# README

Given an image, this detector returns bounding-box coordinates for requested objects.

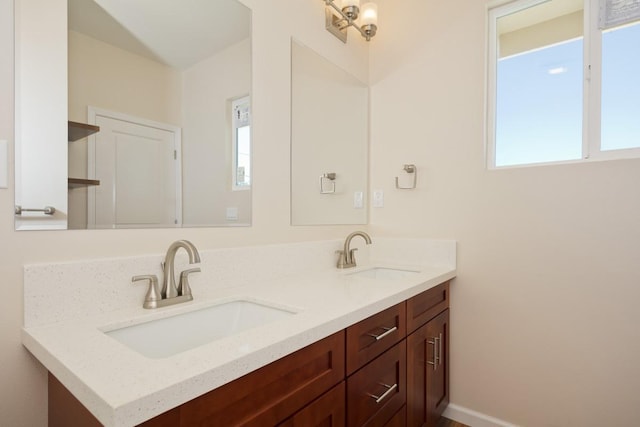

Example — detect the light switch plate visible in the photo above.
[373,190,384,208]
[354,191,364,208]
[0,140,7,189]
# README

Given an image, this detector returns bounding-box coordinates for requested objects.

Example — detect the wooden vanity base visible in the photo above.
[49,280,451,427]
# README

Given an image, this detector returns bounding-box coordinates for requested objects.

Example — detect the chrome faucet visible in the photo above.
[336,231,372,268]
[132,240,201,309]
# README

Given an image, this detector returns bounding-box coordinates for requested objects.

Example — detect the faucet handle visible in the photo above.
[132,275,161,309]
[349,248,359,266]
[178,268,200,297]
[336,250,347,268]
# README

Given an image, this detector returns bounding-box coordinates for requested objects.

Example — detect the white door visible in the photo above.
[88,109,182,228]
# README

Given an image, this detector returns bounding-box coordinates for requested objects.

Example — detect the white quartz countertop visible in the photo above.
[23,259,455,426]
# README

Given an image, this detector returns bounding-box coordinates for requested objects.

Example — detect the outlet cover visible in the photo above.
[226,207,238,220]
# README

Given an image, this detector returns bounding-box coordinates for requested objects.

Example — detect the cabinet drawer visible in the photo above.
[407,281,449,333]
[346,302,406,374]
[179,331,345,426]
[279,381,345,427]
[347,341,406,427]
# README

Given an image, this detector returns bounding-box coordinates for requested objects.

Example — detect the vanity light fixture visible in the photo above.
[323,0,378,43]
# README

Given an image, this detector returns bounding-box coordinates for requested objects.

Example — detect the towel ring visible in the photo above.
[395,164,417,190]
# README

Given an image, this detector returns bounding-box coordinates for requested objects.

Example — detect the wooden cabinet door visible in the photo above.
[407,309,449,427]
[279,382,345,427]
[384,405,406,427]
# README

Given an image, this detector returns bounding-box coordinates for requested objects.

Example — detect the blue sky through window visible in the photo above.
[601,22,640,151]
[495,20,640,167]
[495,39,584,167]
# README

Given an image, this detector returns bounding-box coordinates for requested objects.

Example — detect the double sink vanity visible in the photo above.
[22,237,456,426]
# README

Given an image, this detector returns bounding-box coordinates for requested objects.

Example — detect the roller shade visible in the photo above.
[600,0,640,29]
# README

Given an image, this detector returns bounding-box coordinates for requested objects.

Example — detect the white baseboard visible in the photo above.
[443,403,520,427]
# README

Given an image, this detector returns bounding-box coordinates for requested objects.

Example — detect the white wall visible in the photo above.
[370,0,640,425]
[0,0,368,425]
[181,38,251,226]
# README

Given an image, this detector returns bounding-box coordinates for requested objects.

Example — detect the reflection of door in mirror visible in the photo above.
[290,40,368,225]
[86,109,181,229]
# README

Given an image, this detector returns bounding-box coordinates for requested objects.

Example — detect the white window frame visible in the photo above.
[487,0,640,169]
[231,95,251,191]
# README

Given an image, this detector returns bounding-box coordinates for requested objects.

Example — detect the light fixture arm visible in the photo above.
[324,0,355,26]
[323,0,378,43]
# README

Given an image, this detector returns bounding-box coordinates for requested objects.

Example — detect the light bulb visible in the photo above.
[361,2,378,26]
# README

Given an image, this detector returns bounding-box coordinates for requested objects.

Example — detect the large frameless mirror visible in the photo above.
[15,0,251,230]
[290,40,368,225]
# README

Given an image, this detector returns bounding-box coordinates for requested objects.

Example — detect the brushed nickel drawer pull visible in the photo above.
[427,337,439,371]
[438,332,443,366]
[367,326,397,341]
[367,382,398,404]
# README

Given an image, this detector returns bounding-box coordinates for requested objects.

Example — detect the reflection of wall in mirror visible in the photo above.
[182,39,251,226]
[291,41,368,225]
[67,31,251,228]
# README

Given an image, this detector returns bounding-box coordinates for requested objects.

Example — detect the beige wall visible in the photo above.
[371,0,640,425]
[499,10,583,58]
[68,30,183,126]
[0,0,368,425]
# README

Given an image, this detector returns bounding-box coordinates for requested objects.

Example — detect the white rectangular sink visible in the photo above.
[104,300,296,359]
[349,267,420,280]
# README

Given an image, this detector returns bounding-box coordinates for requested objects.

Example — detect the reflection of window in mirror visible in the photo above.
[232,96,251,190]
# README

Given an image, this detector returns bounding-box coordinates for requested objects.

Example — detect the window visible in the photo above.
[231,96,251,190]
[488,0,640,168]
[601,20,640,151]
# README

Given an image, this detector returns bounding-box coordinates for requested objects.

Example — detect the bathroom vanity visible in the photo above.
[22,238,456,426]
